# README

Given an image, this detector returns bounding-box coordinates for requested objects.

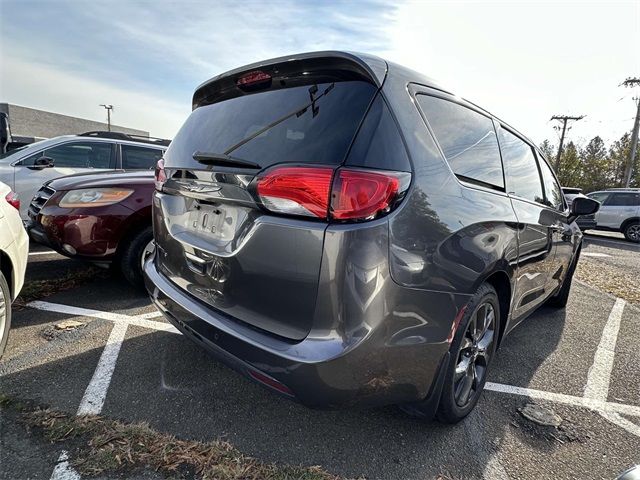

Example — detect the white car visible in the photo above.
[0,131,168,220]
[0,181,29,358]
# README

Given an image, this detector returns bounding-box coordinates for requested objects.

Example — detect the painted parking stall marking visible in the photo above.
[25,283,636,478]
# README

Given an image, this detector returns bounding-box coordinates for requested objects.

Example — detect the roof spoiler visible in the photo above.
[192,51,387,110]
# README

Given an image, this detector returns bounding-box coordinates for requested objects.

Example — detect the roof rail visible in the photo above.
[606,187,640,191]
[79,131,171,147]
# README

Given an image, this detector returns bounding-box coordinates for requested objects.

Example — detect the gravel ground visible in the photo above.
[576,259,640,305]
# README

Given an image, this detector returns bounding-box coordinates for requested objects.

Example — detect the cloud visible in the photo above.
[0,0,398,137]
[1,0,638,144]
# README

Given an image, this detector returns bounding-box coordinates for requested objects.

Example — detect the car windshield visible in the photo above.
[0,145,29,161]
[0,139,49,162]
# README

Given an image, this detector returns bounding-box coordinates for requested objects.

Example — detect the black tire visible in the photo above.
[0,270,12,360]
[546,248,580,308]
[435,283,500,424]
[623,221,640,243]
[119,226,154,289]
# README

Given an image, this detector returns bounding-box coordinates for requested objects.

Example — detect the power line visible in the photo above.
[550,115,585,171]
[620,78,640,187]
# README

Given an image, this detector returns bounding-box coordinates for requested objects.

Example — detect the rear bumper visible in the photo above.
[143,257,451,409]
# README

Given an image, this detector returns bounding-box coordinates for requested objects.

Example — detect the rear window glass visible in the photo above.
[165,81,377,169]
[417,95,504,189]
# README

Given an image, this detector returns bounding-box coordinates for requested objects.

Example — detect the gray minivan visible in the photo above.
[144,51,599,423]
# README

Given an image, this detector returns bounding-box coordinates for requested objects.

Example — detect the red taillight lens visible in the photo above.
[5,192,20,211]
[331,169,401,220]
[255,165,408,221]
[154,159,166,191]
[256,166,333,218]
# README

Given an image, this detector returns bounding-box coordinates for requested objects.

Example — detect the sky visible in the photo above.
[1,0,639,147]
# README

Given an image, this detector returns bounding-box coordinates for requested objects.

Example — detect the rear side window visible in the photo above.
[499,128,544,204]
[417,95,503,189]
[122,145,164,169]
[605,192,640,206]
[165,81,377,169]
[537,156,565,211]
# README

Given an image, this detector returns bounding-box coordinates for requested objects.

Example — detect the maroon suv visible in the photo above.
[27,170,155,286]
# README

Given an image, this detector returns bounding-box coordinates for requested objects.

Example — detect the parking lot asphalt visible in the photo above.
[1,233,639,480]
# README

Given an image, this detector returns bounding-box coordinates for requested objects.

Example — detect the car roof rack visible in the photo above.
[605,187,640,191]
[79,131,171,147]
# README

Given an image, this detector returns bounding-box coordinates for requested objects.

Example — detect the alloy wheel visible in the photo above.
[454,302,496,408]
[627,224,640,242]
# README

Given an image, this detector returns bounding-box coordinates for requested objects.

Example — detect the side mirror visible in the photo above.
[568,196,600,223]
[29,156,55,170]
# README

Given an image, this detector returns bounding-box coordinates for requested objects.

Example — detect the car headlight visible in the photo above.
[58,188,134,208]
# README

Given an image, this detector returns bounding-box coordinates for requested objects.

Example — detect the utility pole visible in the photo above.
[550,115,585,171]
[99,104,113,131]
[621,78,640,188]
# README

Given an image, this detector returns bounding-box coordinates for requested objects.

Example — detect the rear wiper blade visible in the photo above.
[192,151,260,169]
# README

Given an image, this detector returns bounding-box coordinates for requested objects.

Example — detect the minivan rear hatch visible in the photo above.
[154,54,384,340]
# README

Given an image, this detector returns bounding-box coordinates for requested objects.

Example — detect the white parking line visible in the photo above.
[76,322,128,415]
[28,300,179,335]
[28,250,59,256]
[584,298,626,401]
[485,382,640,417]
[582,252,612,258]
[50,321,129,480]
[137,310,164,319]
[49,451,80,480]
[32,288,637,480]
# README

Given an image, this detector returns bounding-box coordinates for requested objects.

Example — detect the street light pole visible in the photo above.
[99,104,113,132]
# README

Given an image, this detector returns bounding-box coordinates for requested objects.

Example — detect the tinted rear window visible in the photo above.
[165,81,377,169]
[417,95,504,189]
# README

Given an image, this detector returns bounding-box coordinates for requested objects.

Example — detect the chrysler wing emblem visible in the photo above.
[176,181,222,193]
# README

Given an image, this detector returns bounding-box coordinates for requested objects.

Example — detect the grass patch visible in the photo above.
[3,398,342,480]
[14,266,104,308]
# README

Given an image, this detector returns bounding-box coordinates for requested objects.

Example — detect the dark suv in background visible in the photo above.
[144,51,598,423]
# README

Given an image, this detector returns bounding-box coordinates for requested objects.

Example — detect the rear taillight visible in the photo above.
[155,159,166,191]
[256,166,333,218]
[5,192,20,211]
[256,166,409,221]
[331,170,401,220]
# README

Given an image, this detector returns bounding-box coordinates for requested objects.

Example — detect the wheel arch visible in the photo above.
[620,217,640,232]
[0,250,14,299]
[114,212,152,259]
[482,270,512,348]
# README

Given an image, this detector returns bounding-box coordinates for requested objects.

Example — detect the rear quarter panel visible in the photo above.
[381,71,519,298]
